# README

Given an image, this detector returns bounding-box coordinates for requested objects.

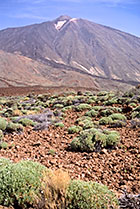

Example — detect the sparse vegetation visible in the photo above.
[75,103,92,111]
[0,160,46,208]
[68,125,82,134]
[0,130,3,140]
[70,128,120,152]
[19,118,37,126]
[55,122,65,127]
[0,86,139,208]
[0,117,7,130]
[66,180,119,209]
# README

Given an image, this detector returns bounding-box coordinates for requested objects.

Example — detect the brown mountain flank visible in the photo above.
[0,15,140,89]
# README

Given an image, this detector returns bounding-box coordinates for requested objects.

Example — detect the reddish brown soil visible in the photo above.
[0,86,98,97]
[0,109,140,197]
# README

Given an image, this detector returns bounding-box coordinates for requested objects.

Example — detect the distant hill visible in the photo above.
[0,15,140,89]
[0,50,99,89]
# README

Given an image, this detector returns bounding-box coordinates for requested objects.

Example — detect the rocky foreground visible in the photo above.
[0,86,140,208]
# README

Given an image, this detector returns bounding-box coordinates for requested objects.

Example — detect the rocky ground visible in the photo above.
[1,111,140,195]
[0,86,140,208]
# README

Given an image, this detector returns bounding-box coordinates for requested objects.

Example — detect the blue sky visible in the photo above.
[0,0,140,37]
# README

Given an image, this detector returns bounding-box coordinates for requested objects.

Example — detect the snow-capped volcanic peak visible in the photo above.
[69,18,78,23]
[54,20,67,30]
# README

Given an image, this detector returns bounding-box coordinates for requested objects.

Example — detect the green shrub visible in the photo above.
[77,118,94,129]
[48,149,56,156]
[62,105,74,112]
[10,116,19,122]
[110,107,122,113]
[85,109,98,117]
[68,126,82,134]
[19,118,37,127]
[0,117,7,130]
[55,122,64,128]
[99,117,112,125]
[84,91,93,96]
[87,98,96,104]
[100,109,113,116]
[0,130,3,140]
[129,103,137,108]
[0,141,8,149]
[97,95,109,102]
[106,131,120,147]
[83,121,94,130]
[0,160,46,208]
[66,180,119,209]
[109,120,127,128]
[133,106,140,112]
[3,108,14,117]
[6,122,23,132]
[70,128,120,152]
[75,116,92,124]
[97,91,108,96]
[92,106,103,111]
[131,111,140,118]
[0,158,12,169]
[104,98,118,105]
[109,113,127,121]
[70,128,99,152]
[75,104,92,111]
[53,104,64,109]
[0,99,7,105]
[21,110,28,114]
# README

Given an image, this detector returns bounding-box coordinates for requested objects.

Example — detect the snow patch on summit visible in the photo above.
[55,20,67,30]
[69,18,78,23]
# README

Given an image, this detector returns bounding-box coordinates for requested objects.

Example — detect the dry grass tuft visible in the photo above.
[41,169,70,209]
[12,109,22,116]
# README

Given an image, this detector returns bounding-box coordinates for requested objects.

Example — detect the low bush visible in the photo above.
[131,111,140,119]
[75,103,92,111]
[70,128,120,152]
[100,109,113,116]
[0,141,8,149]
[109,113,127,121]
[48,149,56,156]
[0,159,46,208]
[6,122,23,132]
[85,109,98,117]
[83,120,95,129]
[97,91,108,96]
[109,120,127,128]
[104,98,118,105]
[106,131,120,147]
[133,105,140,112]
[129,103,137,108]
[87,98,96,104]
[19,118,37,127]
[75,116,92,124]
[76,118,94,130]
[55,122,65,128]
[0,130,3,140]
[66,180,119,209]
[0,117,7,130]
[92,106,103,111]
[53,104,64,109]
[110,107,122,113]
[99,117,112,125]
[0,158,12,169]
[68,125,82,134]
[62,105,74,112]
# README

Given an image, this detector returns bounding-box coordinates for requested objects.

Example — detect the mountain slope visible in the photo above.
[0,50,99,88]
[0,15,140,85]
